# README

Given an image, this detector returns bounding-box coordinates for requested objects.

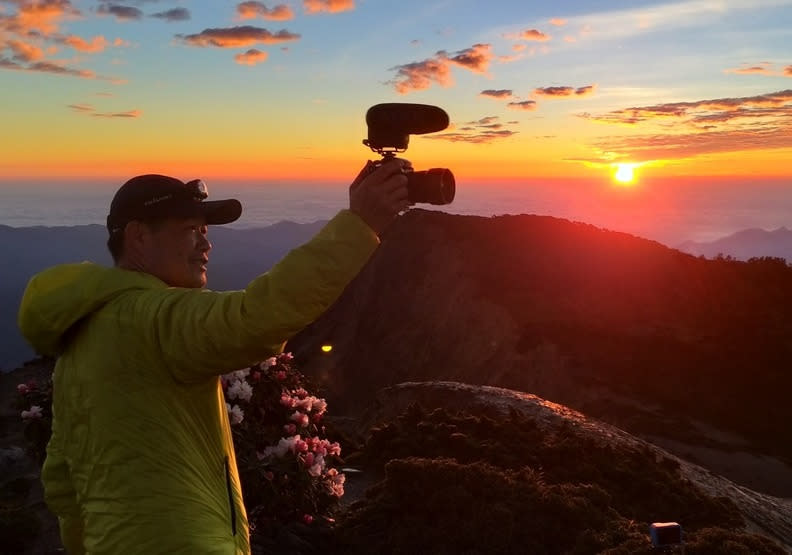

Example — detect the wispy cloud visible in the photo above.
[388,43,493,94]
[504,28,551,41]
[550,0,792,43]
[68,104,95,112]
[508,100,537,111]
[234,48,268,65]
[549,18,567,26]
[581,89,792,125]
[422,115,519,144]
[0,58,96,78]
[178,26,300,48]
[59,35,109,53]
[303,0,354,14]
[237,2,294,21]
[2,0,82,35]
[150,8,190,22]
[6,40,45,62]
[97,3,143,21]
[534,85,597,98]
[93,109,141,118]
[579,89,792,162]
[480,89,513,100]
[725,62,792,77]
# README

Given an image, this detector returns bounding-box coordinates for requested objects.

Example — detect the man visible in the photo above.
[17,160,410,554]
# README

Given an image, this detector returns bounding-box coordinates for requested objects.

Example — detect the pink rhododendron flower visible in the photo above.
[303,452,315,467]
[276,370,287,380]
[283,423,297,435]
[21,405,43,420]
[302,514,313,525]
[295,397,314,411]
[17,383,30,394]
[290,411,309,427]
[326,468,345,497]
[280,394,296,408]
[280,352,294,362]
[294,388,308,398]
[312,398,328,413]
[295,438,309,453]
[261,357,277,369]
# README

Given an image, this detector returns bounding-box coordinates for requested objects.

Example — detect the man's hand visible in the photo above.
[349,158,411,235]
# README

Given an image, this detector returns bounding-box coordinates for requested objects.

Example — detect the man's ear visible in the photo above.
[122,220,150,257]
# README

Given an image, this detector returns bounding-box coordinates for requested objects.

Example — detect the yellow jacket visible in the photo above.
[17,210,378,554]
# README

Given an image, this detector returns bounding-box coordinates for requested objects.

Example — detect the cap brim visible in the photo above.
[201,199,242,225]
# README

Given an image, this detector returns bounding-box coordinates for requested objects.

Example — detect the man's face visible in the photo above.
[141,216,212,288]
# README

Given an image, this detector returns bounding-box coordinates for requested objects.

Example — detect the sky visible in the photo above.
[1,0,791,185]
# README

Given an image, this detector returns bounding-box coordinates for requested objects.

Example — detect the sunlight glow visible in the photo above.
[321,345,333,353]
[613,163,637,185]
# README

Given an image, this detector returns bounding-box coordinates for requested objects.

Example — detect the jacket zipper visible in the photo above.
[224,456,237,536]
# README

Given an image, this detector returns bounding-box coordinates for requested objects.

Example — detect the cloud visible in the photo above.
[591,123,792,162]
[512,29,551,41]
[581,89,792,162]
[726,64,773,75]
[7,39,44,62]
[549,18,567,26]
[508,100,537,111]
[303,0,354,14]
[388,58,452,94]
[150,8,190,22]
[237,2,294,21]
[68,103,95,112]
[93,109,141,118]
[725,62,792,77]
[178,26,300,48]
[1,0,81,35]
[424,129,518,143]
[582,89,792,125]
[420,115,519,144]
[388,43,493,94]
[480,89,513,100]
[1,58,95,77]
[235,48,268,65]
[534,85,597,98]
[442,43,492,73]
[61,35,109,53]
[554,0,792,44]
[97,3,143,21]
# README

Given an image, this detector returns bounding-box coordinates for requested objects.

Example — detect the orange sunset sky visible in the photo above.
[1,0,791,184]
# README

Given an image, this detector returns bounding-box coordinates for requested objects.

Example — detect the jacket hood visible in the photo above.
[18,262,166,357]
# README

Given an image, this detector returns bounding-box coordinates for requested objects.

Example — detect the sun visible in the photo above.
[613,163,637,185]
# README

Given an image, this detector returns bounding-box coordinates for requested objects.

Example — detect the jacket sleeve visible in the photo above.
[137,209,379,381]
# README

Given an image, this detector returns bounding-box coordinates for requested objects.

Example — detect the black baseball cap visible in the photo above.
[107,174,242,234]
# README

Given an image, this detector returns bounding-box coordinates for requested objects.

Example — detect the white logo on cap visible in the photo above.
[143,194,174,206]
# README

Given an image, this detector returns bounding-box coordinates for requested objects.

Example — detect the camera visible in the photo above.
[360,103,455,205]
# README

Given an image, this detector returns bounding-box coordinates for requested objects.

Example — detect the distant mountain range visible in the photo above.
[0,221,328,371]
[677,227,792,261]
[3,219,790,372]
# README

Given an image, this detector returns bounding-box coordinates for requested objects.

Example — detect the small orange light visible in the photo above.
[321,345,333,353]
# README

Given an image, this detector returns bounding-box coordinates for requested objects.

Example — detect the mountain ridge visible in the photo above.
[286,209,792,478]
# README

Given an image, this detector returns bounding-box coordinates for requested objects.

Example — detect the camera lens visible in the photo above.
[407,168,455,205]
